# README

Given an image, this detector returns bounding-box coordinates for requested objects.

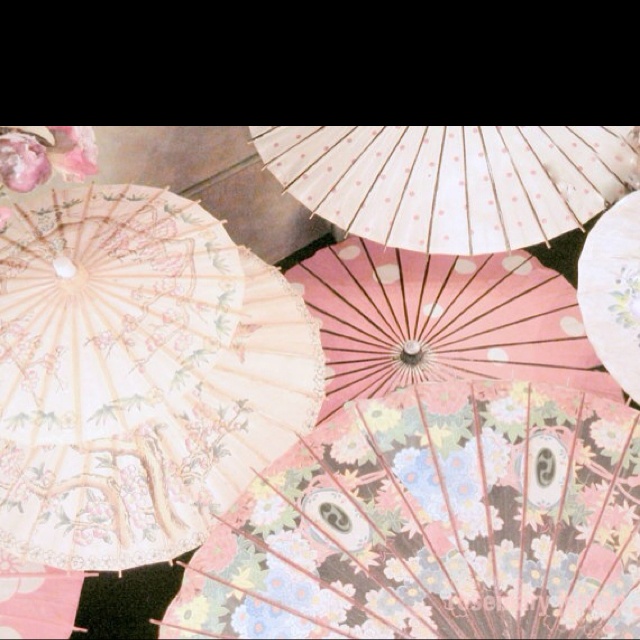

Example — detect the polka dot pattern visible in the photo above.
[250,126,638,255]
[287,237,622,424]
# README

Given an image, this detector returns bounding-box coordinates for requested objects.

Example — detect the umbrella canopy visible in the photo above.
[286,235,622,424]
[0,550,89,639]
[157,378,640,639]
[578,189,640,406]
[0,186,325,571]
[249,126,639,255]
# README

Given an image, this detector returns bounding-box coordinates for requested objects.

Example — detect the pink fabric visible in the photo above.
[0,552,86,639]
[286,237,623,423]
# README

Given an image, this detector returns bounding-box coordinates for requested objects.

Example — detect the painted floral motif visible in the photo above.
[609,264,640,331]
[160,379,640,639]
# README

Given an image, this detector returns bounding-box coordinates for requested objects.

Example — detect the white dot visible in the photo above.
[487,348,509,362]
[290,282,305,295]
[560,316,585,336]
[454,258,477,274]
[0,627,20,639]
[375,264,400,284]
[338,244,361,260]
[502,254,532,275]
[422,302,444,318]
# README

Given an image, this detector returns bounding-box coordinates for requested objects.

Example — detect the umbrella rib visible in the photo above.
[302,254,404,344]
[495,127,550,247]
[477,126,512,252]
[419,253,496,344]
[325,359,400,398]
[422,357,502,382]
[435,334,593,355]
[411,385,501,639]
[462,127,473,255]
[425,264,559,347]
[176,559,368,640]
[327,355,394,370]
[83,185,210,270]
[548,412,640,636]
[353,410,488,638]
[527,391,587,637]
[383,126,429,249]
[360,239,410,341]
[428,301,582,351]
[437,352,598,372]
[396,247,413,340]
[566,126,629,189]
[469,382,505,619]
[516,383,533,639]
[313,308,397,350]
[265,126,352,190]
[248,125,278,142]
[298,432,475,639]
[70,183,94,266]
[412,253,432,339]
[251,468,438,638]
[342,128,412,238]
[586,572,640,638]
[208,511,410,637]
[424,126,446,255]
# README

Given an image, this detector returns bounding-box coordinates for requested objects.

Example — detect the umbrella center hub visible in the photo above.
[53,257,89,293]
[400,339,424,366]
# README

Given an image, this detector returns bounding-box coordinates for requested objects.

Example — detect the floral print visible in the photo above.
[161,379,640,639]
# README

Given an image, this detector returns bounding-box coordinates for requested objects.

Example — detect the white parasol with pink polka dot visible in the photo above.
[286,236,623,424]
[250,126,639,255]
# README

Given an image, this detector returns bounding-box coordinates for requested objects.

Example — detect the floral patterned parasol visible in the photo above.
[157,378,640,639]
[0,185,325,571]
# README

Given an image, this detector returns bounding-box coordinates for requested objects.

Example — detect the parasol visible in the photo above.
[285,235,622,424]
[249,126,639,255]
[578,189,640,406]
[156,378,640,639]
[0,550,89,639]
[0,184,325,571]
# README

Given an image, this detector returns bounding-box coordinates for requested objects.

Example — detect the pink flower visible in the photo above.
[0,132,52,192]
[47,126,99,181]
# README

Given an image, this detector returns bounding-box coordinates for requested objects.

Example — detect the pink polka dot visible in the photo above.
[478,152,485,158]
[488,200,495,205]
[517,220,523,226]
[323,145,329,151]
[541,217,547,223]
[409,191,415,197]
[497,126,503,131]
[484,175,490,181]
[615,155,623,162]
[419,239,425,245]
[347,138,352,143]
[371,130,378,136]
[274,142,279,147]
[295,134,301,139]
[381,174,386,180]
[400,144,405,150]
[530,170,537,175]
[404,167,411,174]
[424,138,430,144]
[376,151,382,157]
[385,197,391,203]
[300,153,306,159]
[594,142,600,147]
[584,188,590,194]
[512,196,518,202]
[276,161,282,167]
[413,214,420,220]
[429,162,435,167]
[364,226,371,232]
[458,180,465,186]
[327,166,333,172]
[448,132,455,138]
[494,224,500,230]
[303,174,309,180]
[572,142,578,147]
[535,193,541,199]
[565,215,572,221]
[454,156,460,162]
[438,210,445,216]
[548,143,554,149]
[590,156,597,162]
[356,181,362,186]
[444,235,450,240]
[577,165,583,171]
[472,127,479,133]
[501,147,508,153]
[506,172,513,177]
